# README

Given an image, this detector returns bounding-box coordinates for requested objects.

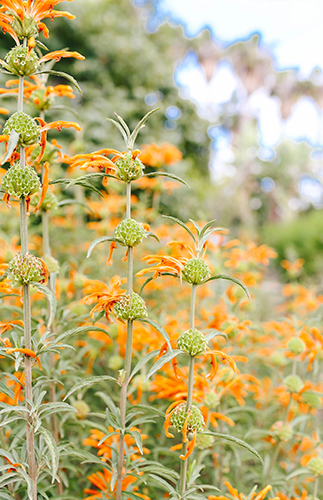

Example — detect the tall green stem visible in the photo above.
[313,477,318,499]
[18,74,37,499]
[116,182,134,500]
[179,285,197,496]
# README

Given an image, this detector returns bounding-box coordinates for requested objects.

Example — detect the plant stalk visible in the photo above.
[179,285,197,496]
[18,73,37,499]
[313,477,318,500]
[116,182,134,500]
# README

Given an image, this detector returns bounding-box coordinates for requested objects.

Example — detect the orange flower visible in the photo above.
[38,50,85,64]
[209,481,278,500]
[0,0,75,44]
[139,142,182,167]
[83,276,127,323]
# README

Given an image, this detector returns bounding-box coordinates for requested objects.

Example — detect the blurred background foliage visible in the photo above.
[1,0,323,277]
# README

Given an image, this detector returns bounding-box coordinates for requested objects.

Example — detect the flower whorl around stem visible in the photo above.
[31,191,58,212]
[308,457,323,476]
[114,218,147,247]
[115,152,145,182]
[1,162,41,199]
[114,292,148,321]
[8,252,48,286]
[196,433,215,450]
[170,403,205,433]
[271,421,293,443]
[177,328,208,357]
[3,112,40,147]
[43,255,60,274]
[284,375,304,393]
[4,46,39,77]
[287,337,306,355]
[182,257,211,285]
[302,392,322,409]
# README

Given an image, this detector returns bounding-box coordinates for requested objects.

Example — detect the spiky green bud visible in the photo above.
[271,421,293,442]
[196,433,215,450]
[170,403,205,433]
[31,191,58,212]
[284,375,304,393]
[177,328,207,357]
[114,292,148,321]
[183,258,211,285]
[115,152,144,182]
[1,162,41,198]
[73,400,90,420]
[43,255,60,274]
[205,392,220,410]
[11,15,38,39]
[8,252,47,286]
[3,112,40,147]
[302,392,321,409]
[308,457,323,476]
[114,218,147,247]
[4,46,39,77]
[288,338,306,355]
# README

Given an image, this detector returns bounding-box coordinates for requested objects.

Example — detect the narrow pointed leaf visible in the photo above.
[114,112,131,138]
[202,431,263,464]
[87,236,123,258]
[1,130,19,165]
[137,318,172,351]
[107,118,129,145]
[129,108,160,149]
[140,272,179,294]
[144,350,181,381]
[38,426,59,482]
[129,349,159,382]
[204,274,250,300]
[36,70,82,94]
[162,215,196,244]
[144,172,189,188]
[31,282,57,327]
[64,375,118,401]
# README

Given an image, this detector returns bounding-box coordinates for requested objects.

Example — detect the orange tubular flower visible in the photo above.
[83,277,127,323]
[38,50,85,64]
[0,0,75,44]
[209,482,278,500]
[36,118,81,163]
[34,161,49,213]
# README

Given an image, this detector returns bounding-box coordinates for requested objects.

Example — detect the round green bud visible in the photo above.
[11,15,38,39]
[114,292,148,321]
[8,252,47,286]
[302,392,321,409]
[170,403,205,433]
[115,152,144,182]
[308,457,323,476]
[108,355,124,371]
[30,88,55,111]
[196,433,215,450]
[182,258,211,285]
[114,218,147,247]
[31,191,58,212]
[3,112,40,147]
[288,338,306,355]
[270,353,287,367]
[284,375,304,393]
[4,46,39,77]
[271,421,293,442]
[43,255,60,274]
[205,392,220,410]
[1,162,41,198]
[73,400,90,420]
[177,328,207,357]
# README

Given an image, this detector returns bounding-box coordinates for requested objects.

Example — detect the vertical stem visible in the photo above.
[265,442,281,484]
[313,477,318,499]
[18,74,37,499]
[116,182,133,500]
[179,285,197,496]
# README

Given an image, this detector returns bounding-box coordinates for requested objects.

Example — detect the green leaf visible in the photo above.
[204,330,228,342]
[136,318,172,351]
[148,474,176,494]
[54,325,109,345]
[87,236,123,258]
[144,350,181,382]
[202,431,263,464]
[129,349,159,382]
[114,112,131,139]
[129,430,143,454]
[108,118,129,145]
[128,107,160,149]
[57,199,95,215]
[199,219,218,239]
[146,231,160,242]
[35,70,82,94]
[204,274,251,300]
[31,282,57,327]
[64,172,119,189]
[144,172,189,188]
[38,426,59,482]
[140,272,179,294]
[162,215,196,245]
[1,130,19,165]
[63,375,118,401]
